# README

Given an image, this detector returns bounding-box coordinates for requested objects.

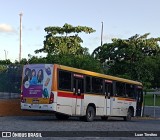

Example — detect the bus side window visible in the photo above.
[92,77,103,94]
[126,84,135,98]
[116,82,125,97]
[58,70,72,91]
[85,76,91,93]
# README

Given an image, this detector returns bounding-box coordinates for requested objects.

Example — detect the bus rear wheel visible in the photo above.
[124,108,132,121]
[85,106,95,122]
[55,113,69,120]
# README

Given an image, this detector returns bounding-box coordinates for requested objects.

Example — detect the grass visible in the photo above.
[144,94,160,106]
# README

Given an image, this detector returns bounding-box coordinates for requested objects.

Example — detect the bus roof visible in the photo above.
[56,64,142,86]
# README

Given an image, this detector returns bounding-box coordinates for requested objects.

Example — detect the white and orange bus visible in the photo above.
[21,64,143,122]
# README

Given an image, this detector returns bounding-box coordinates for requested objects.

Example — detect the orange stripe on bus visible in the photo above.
[117,97,136,102]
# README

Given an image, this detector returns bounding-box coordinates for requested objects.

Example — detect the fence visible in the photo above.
[143,106,160,118]
[143,92,160,118]
[0,64,22,93]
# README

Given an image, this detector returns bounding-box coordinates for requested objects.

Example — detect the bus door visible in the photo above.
[72,74,84,115]
[104,80,113,116]
[136,86,143,116]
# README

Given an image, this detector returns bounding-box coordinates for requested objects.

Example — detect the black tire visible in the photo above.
[85,106,95,122]
[55,113,69,120]
[124,108,132,121]
[101,116,108,121]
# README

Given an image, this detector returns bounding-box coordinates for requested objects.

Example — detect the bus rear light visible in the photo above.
[49,92,54,104]
[21,93,24,103]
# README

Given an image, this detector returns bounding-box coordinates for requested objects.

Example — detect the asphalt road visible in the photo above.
[0,116,160,140]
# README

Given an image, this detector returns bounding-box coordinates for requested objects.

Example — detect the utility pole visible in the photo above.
[4,50,8,60]
[101,22,103,47]
[101,22,104,68]
[19,12,23,62]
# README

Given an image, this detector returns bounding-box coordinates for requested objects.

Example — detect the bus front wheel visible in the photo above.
[85,106,95,122]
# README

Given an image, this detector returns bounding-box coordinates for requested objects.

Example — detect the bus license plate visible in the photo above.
[32,99,39,104]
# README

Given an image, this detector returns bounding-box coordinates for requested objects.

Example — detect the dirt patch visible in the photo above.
[0,99,52,116]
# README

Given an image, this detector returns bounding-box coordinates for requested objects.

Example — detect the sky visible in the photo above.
[0,0,160,62]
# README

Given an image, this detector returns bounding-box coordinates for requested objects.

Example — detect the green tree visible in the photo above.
[14,58,28,65]
[150,54,160,88]
[46,53,102,73]
[0,59,12,65]
[93,33,160,64]
[35,23,95,55]
[92,33,160,89]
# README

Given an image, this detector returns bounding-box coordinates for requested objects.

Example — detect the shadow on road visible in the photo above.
[13,115,140,122]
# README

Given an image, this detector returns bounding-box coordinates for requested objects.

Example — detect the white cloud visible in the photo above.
[0,23,15,33]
